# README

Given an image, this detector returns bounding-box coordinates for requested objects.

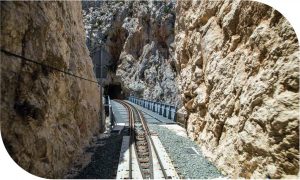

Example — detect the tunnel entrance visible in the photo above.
[104,84,124,100]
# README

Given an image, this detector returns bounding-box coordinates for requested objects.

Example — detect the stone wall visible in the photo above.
[0,1,100,178]
[175,0,299,178]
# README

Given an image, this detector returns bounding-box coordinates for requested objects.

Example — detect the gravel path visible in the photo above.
[70,128,128,179]
[149,124,224,179]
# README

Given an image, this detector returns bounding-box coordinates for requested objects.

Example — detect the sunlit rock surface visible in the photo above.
[0,1,100,178]
[175,0,299,178]
[82,1,181,104]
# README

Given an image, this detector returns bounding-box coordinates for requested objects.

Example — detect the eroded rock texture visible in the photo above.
[83,1,181,104]
[175,0,299,178]
[0,1,100,178]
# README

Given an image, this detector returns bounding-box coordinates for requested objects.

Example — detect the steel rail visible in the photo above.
[134,106,169,179]
[132,105,154,179]
[116,100,153,179]
[117,100,169,179]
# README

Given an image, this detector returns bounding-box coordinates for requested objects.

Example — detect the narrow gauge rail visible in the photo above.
[116,100,169,179]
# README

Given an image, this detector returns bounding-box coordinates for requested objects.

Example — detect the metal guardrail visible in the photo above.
[128,96,177,122]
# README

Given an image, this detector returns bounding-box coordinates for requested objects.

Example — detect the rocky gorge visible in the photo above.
[82,0,181,104]
[0,0,299,179]
[84,0,299,178]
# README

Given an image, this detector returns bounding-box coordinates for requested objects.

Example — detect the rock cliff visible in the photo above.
[0,1,100,178]
[175,0,299,178]
[82,0,181,104]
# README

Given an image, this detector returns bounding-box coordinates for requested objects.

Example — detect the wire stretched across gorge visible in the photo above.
[0,49,99,84]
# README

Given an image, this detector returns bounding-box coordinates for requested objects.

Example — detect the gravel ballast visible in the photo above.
[73,132,123,179]
[68,126,129,179]
[149,124,224,179]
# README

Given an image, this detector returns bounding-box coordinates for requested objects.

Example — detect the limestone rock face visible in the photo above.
[175,0,299,178]
[83,1,181,104]
[0,1,100,178]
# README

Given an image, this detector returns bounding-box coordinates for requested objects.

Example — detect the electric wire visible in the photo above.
[0,49,99,84]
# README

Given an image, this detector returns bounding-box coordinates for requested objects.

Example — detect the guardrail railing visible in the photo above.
[128,96,177,122]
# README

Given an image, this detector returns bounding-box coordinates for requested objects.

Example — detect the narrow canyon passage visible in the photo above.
[0,0,299,179]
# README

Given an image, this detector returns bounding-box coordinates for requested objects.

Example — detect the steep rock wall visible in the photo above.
[175,0,299,178]
[83,1,181,104]
[0,1,100,178]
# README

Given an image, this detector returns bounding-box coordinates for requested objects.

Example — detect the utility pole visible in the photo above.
[93,46,105,133]
[99,46,105,133]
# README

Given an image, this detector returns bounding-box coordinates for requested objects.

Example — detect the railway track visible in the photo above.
[116,100,170,179]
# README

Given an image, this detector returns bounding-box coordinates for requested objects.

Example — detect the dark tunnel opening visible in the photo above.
[104,84,125,100]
